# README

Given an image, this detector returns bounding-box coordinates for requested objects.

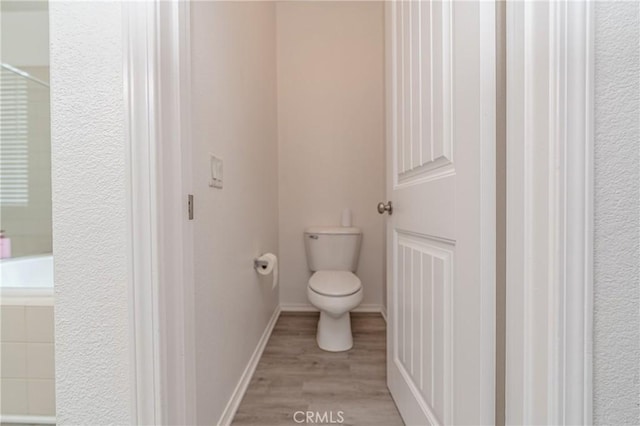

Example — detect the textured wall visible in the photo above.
[593,2,640,424]
[50,2,132,424]
[190,2,280,423]
[277,1,386,308]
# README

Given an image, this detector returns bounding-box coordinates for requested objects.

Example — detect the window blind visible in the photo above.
[0,68,29,206]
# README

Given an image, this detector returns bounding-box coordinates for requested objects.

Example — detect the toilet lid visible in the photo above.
[309,271,362,297]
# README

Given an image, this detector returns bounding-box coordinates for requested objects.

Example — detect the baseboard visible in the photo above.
[217,306,281,426]
[280,303,385,315]
[380,305,388,323]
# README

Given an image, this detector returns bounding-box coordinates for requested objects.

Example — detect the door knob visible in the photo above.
[377,201,393,215]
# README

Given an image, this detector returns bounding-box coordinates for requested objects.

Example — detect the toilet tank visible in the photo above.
[304,227,362,272]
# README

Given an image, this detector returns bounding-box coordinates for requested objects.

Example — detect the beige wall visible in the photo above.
[190,2,280,424]
[1,305,55,417]
[276,1,386,308]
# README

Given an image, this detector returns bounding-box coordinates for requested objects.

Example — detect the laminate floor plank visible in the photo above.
[232,312,404,426]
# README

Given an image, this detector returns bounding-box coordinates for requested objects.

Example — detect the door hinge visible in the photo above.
[188,194,194,220]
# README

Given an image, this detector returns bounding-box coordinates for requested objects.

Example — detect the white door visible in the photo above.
[384,1,496,425]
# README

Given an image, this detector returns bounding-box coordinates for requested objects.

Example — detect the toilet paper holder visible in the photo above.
[254,258,269,270]
[253,253,278,289]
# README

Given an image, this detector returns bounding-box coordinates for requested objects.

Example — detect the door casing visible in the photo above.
[124,1,196,424]
[505,1,594,424]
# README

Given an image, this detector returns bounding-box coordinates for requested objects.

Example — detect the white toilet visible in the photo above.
[304,226,363,352]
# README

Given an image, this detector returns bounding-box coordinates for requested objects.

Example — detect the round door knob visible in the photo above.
[377,201,393,215]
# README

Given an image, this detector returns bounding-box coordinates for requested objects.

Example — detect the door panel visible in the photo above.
[385,1,495,425]
[394,232,452,424]
[395,0,453,186]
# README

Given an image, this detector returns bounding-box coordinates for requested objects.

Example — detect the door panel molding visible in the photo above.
[505,1,594,424]
[394,230,454,425]
[394,0,454,187]
[386,1,496,425]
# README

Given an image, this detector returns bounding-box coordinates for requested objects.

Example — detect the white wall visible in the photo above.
[276,1,386,308]
[50,2,131,423]
[190,2,280,423]
[593,2,640,424]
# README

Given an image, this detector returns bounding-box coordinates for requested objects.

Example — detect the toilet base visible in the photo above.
[316,311,353,352]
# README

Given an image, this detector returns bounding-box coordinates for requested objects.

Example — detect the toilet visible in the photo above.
[304,227,363,352]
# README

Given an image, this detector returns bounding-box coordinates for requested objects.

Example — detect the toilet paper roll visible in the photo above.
[341,208,352,227]
[256,253,278,290]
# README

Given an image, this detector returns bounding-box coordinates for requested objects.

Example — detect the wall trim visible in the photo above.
[155,2,197,424]
[217,307,282,426]
[123,1,195,424]
[123,3,162,423]
[505,1,594,424]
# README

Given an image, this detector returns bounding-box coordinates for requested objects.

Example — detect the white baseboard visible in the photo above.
[380,305,387,323]
[217,306,281,426]
[280,303,385,315]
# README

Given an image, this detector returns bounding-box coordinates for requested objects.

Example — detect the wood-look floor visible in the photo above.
[232,312,404,426]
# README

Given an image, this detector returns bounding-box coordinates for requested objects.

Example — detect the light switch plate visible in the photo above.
[209,154,223,189]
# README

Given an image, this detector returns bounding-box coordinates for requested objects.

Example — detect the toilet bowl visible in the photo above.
[307,271,363,351]
[304,227,363,352]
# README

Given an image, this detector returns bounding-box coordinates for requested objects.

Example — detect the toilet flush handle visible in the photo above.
[377,201,393,215]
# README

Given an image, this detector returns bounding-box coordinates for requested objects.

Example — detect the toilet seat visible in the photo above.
[308,271,361,297]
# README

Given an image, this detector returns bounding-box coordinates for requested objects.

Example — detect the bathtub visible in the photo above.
[1,254,54,305]
[0,254,56,424]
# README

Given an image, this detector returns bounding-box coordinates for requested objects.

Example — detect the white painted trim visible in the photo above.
[217,307,282,426]
[381,305,388,323]
[479,2,497,424]
[124,1,195,424]
[551,3,594,423]
[155,1,197,424]
[280,303,386,315]
[505,1,594,424]
[123,3,162,423]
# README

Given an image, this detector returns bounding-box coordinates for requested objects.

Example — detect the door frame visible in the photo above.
[120,1,594,423]
[505,1,594,424]
[124,1,196,424]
